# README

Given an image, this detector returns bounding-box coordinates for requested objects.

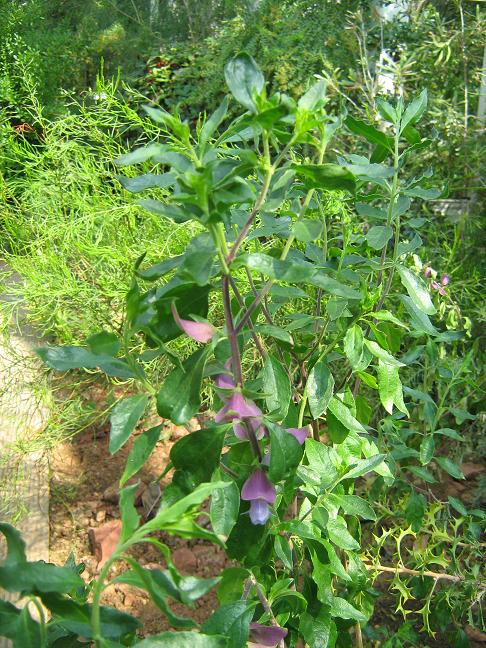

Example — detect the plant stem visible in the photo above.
[363,562,464,582]
[91,555,117,646]
[235,135,327,334]
[226,132,274,264]
[29,596,47,648]
[229,275,267,360]
[222,275,243,386]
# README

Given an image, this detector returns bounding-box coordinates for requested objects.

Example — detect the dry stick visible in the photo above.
[363,562,464,583]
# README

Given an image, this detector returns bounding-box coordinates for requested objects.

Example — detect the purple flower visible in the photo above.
[424,266,432,278]
[241,469,276,525]
[431,281,439,291]
[286,426,309,445]
[233,418,265,441]
[215,392,262,423]
[441,273,449,286]
[249,622,288,647]
[171,303,216,343]
[214,359,235,391]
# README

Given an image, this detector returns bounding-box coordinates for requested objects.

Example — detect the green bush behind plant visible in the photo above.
[0,74,200,344]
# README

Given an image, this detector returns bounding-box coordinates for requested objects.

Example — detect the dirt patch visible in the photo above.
[49,417,231,636]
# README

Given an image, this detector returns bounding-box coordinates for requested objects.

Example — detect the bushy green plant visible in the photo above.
[0,74,199,345]
[2,55,483,647]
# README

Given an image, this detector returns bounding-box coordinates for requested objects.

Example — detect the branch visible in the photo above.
[364,562,464,583]
[222,275,243,386]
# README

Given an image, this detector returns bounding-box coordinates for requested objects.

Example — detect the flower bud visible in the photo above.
[171,303,216,343]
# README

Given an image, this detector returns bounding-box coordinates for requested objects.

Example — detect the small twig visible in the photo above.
[364,562,464,582]
[220,462,239,479]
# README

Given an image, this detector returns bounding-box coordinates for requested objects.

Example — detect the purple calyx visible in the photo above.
[286,426,309,445]
[171,303,216,343]
[249,622,288,647]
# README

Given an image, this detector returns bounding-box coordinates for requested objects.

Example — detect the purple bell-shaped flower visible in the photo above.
[249,622,288,647]
[241,469,276,525]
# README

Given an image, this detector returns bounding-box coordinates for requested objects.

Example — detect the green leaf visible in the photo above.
[407,466,436,484]
[157,347,209,424]
[114,564,196,627]
[178,234,216,286]
[36,346,137,379]
[327,397,366,435]
[268,423,304,482]
[141,482,229,534]
[294,219,323,243]
[398,266,436,315]
[0,601,41,647]
[330,596,367,622]
[298,79,328,110]
[436,457,465,480]
[366,225,393,250]
[121,425,162,487]
[343,454,386,480]
[327,517,360,551]
[86,331,121,356]
[137,256,183,281]
[343,325,366,371]
[224,53,264,113]
[345,116,393,150]
[376,98,398,124]
[377,362,407,415]
[299,611,337,648]
[274,535,293,571]
[263,354,291,420]
[420,436,435,466]
[201,96,229,145]
[170,427,226,488]
[405,491,427,532]
[320,539,351,581]
[400,295,438,335]
[118,172,176,193]
[0,523,27,565]
[253,324,293,345]
[401,89,427,132]
[119,481,141,543]
[116,143,166,166]
[304,440,339,487]
[138,200,192,223]
[434,428,463,442]
[217,567,250,604]
[0,561,83,594]
[364,339,404,367]
[202,601,256,648]
[307,360,334,420]
[292,163,356,193]
[109,394,148,455]
[448,496,468,517]
[210,482,240,542]
[326,494,376,520]
[134,632,228,648]
[14,607,41,648]
[326,408,349,444]
[40,592,140,638]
